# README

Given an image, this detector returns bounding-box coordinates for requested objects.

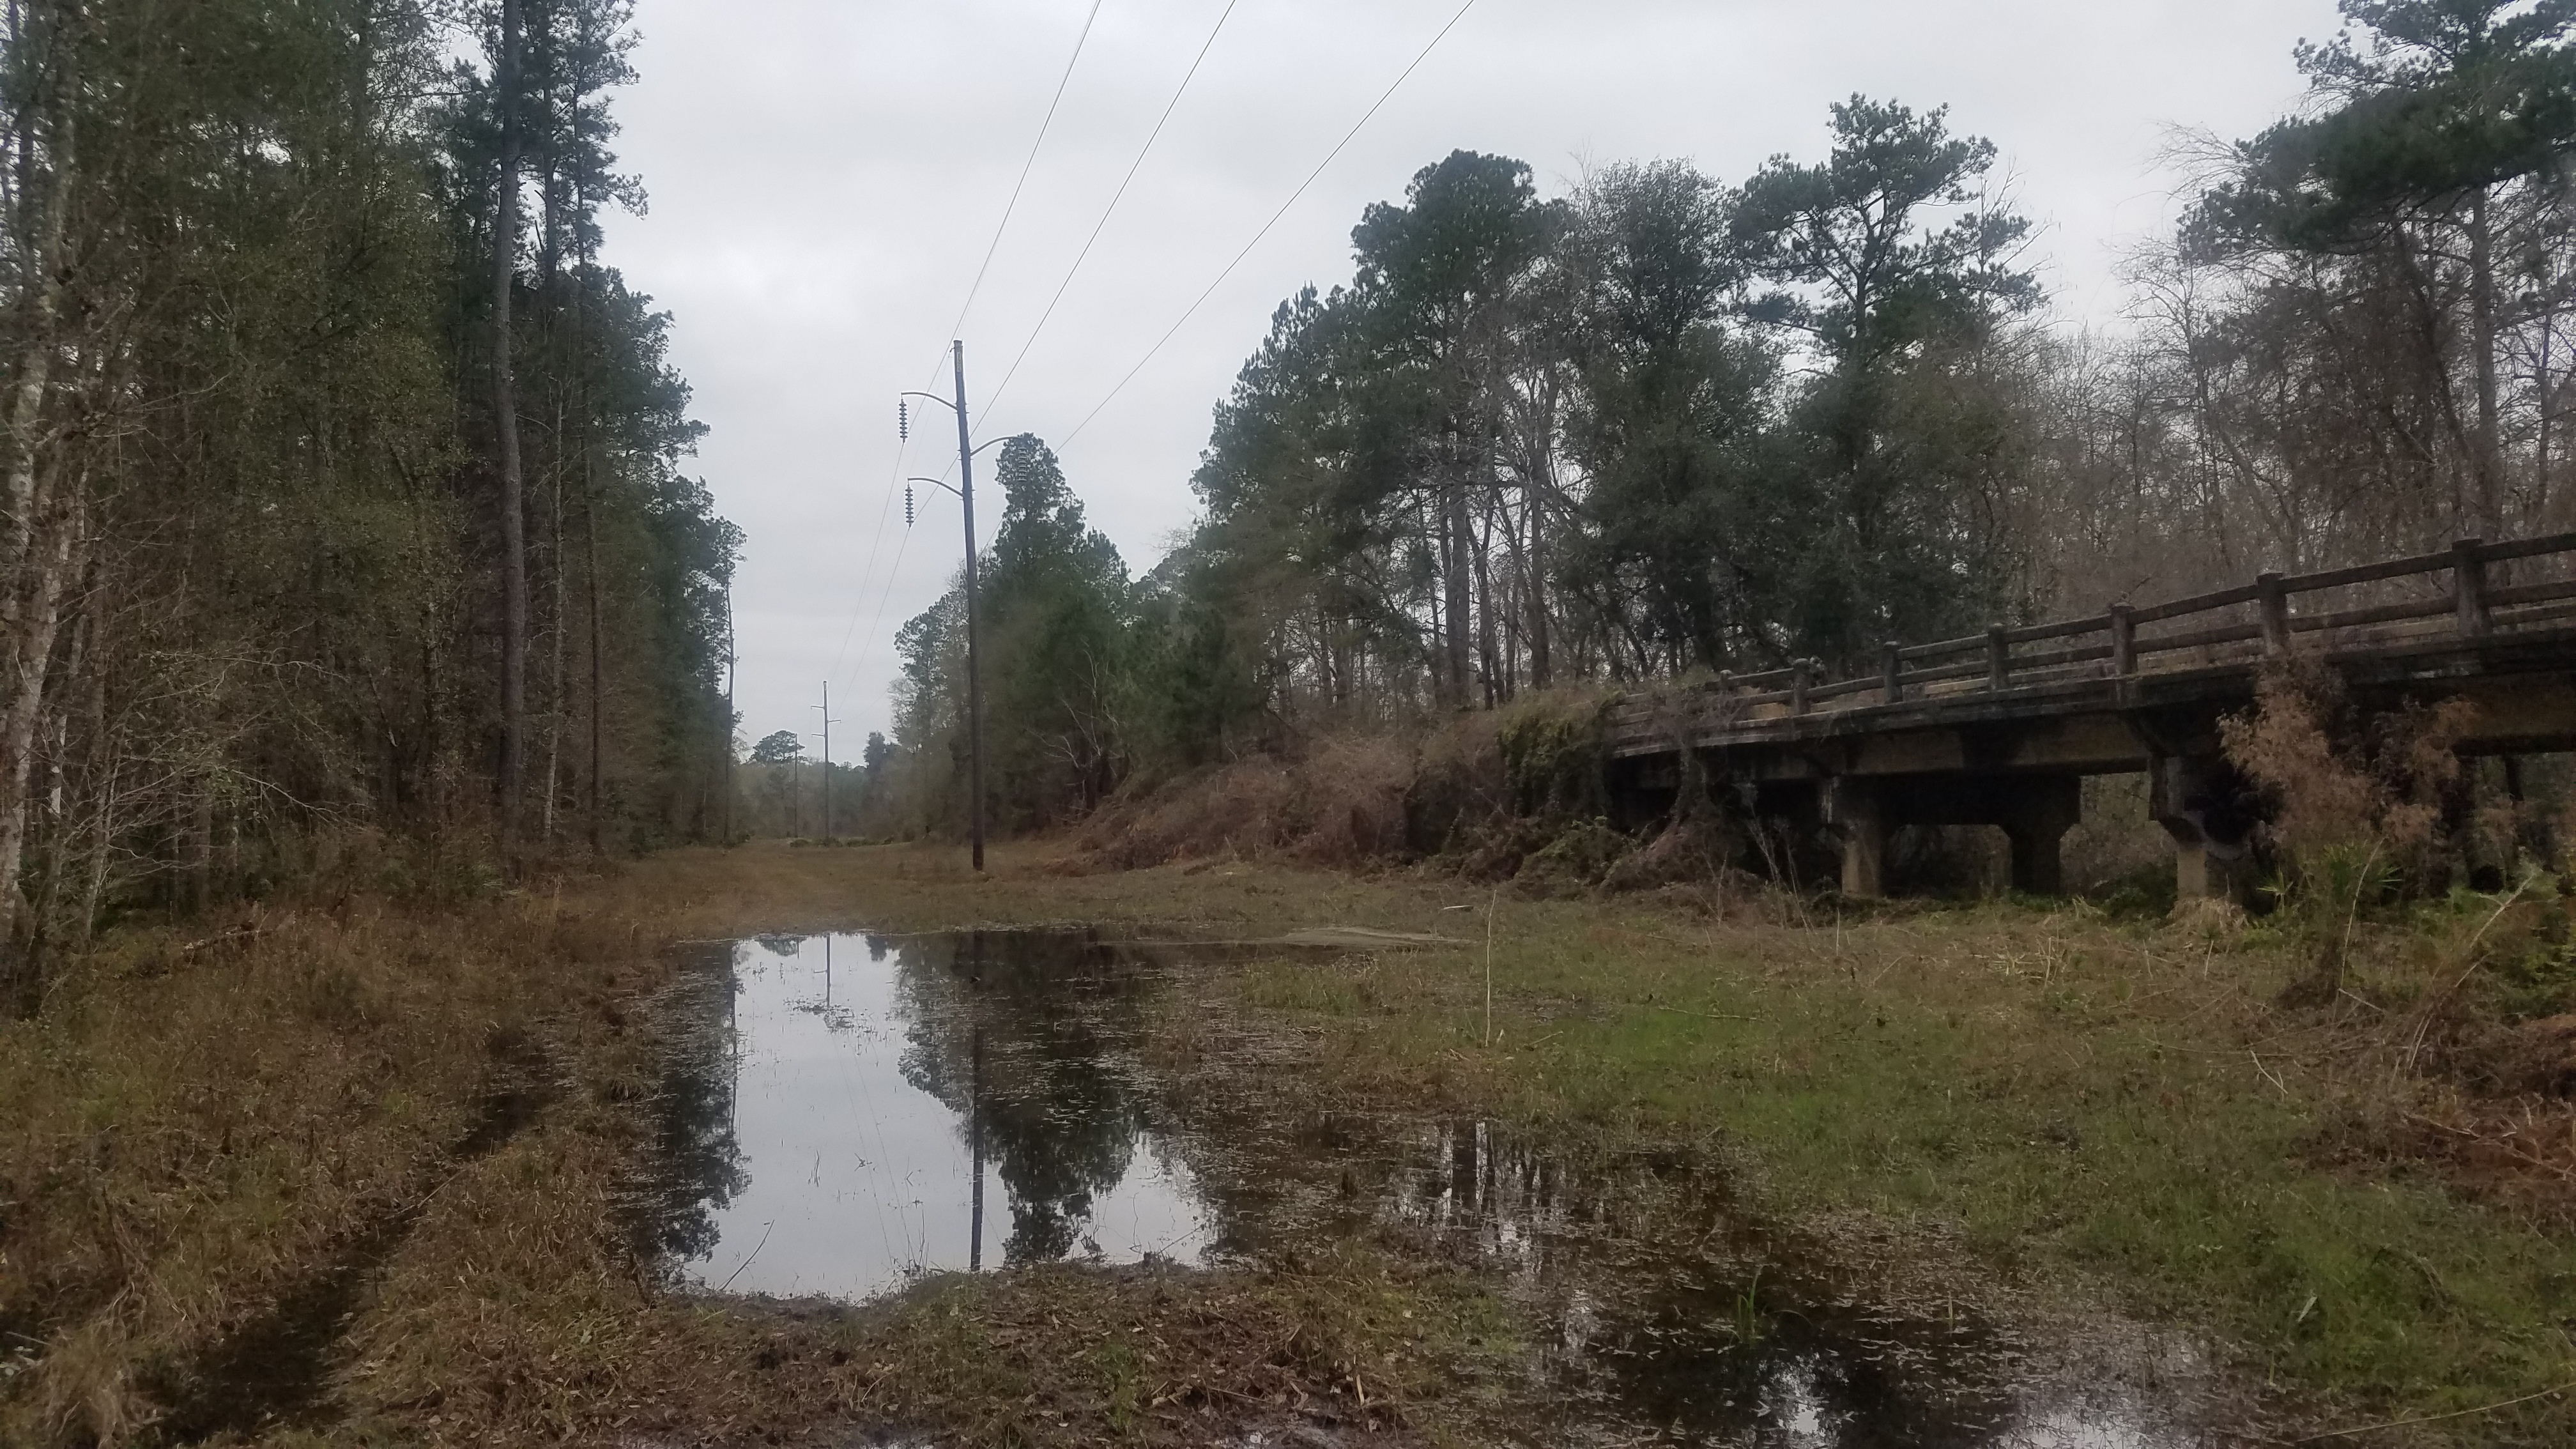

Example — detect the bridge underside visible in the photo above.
[1607,633,2576,900]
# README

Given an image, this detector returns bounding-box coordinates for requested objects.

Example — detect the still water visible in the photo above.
[645,929,2224,1445]
[646,930,1213,1299]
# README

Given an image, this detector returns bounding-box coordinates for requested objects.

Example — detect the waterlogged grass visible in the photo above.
[1229,889,2576,1439]
[624,843,2576,1433]
[6,841,2571,1444]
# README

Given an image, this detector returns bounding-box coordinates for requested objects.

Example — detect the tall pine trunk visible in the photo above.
[1442,433,1474,707]
[0,29,75,974]
[491,0,529,857]
[2469,187,2503,536]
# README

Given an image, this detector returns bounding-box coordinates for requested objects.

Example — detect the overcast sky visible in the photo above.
[596,0,2348,757]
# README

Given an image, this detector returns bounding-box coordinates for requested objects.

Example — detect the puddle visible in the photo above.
[1316,1116,2225,1446]
[647,930,2238,1445]
[645,930,1216,1299]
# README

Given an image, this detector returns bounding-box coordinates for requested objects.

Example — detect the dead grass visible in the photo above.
[0,843,1521,1446]
[1073,734,1412,871]
[8,839,2575,1445]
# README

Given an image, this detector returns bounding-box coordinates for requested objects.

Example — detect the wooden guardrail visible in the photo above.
[1614,533,2576,736]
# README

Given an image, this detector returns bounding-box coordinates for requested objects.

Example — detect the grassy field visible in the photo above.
[3,841,2570,1445]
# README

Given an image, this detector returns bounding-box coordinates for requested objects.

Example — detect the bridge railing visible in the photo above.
[1617,532,2576,738]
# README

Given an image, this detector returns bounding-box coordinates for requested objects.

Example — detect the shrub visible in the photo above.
[2220,654,2474,898]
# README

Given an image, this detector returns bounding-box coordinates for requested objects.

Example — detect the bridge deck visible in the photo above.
[1598,533,2576,900]
[1609,533,2576,767]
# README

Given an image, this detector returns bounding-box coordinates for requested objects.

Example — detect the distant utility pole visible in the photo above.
[813,682,839,842]
[901,341,992,872]
[724,588,737,845]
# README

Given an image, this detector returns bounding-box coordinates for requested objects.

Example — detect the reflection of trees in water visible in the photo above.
[1379,1120,2019,1447]
[1581,1273,2020,1448]
[886,930,1161,1266]
[643,949,750,1268]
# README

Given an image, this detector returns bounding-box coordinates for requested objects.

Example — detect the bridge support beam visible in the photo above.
[1821,773,2082,899]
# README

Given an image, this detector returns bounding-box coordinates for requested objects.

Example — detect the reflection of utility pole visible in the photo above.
[969,1024,985,1272]
[824,934,832,1007]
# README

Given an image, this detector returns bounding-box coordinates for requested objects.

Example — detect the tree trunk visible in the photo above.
[1526,492,1551,690]
[586,445,604,855]
[2469,188,2503,535]
[0,485,84,963]
[492,0,530,859]
[1443,440,1473,708]
[541,445,566,842]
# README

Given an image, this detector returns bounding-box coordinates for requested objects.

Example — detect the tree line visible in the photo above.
[870,0,2576,841]
[1,0,740,994]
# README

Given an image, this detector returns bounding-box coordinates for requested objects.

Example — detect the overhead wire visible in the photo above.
[830,1,1108,714]
[825,477,901,686]
[1058,0,1482,447]
[976,0,1243,427]
[933,0,1107,374]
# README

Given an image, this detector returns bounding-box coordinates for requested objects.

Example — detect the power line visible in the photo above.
[977,0,1243,427]
[935,0,1107,367]
[1059,0,1482,447]
[826,475,901,686]
[845,523,914,729]
[838,5,1103,707]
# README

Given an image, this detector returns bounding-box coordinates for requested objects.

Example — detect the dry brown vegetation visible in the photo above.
[2221,656,2481,889]
[1072,693,1659,898]
[0,847,1533,1447]
[2209,658,2576,1222]
[1073,734,1414,871]
[8,781,2576,1445]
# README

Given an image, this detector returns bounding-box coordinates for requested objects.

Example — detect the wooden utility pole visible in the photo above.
[813,681,838,842]
[723,589,737,843]
[951,343,986,873]
[899,343,987,872]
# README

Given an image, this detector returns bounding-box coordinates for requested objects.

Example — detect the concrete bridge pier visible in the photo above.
[1823,774,2083,899]
[2150,756,2257,904]
[2004,781,2083,897]
[1821,778,1887,898]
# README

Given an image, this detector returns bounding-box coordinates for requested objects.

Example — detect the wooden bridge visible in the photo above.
[1605,535,2576,899]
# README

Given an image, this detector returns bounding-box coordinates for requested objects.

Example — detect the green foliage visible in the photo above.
[1733,97,2044,667]
[1160,98,2044,758]
[1495,693,1611,822]
[2196,1,2576,252]
[0,0,739,963]
[888,437,1134,836]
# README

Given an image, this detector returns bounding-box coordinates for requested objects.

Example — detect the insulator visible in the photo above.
[898,399,908,440]
[904,484,914,528]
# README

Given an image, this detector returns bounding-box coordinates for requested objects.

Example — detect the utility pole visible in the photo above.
[900,342,989,873]
[952,342,986,873]
[723,589,737,844]
[813,682,839,843]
